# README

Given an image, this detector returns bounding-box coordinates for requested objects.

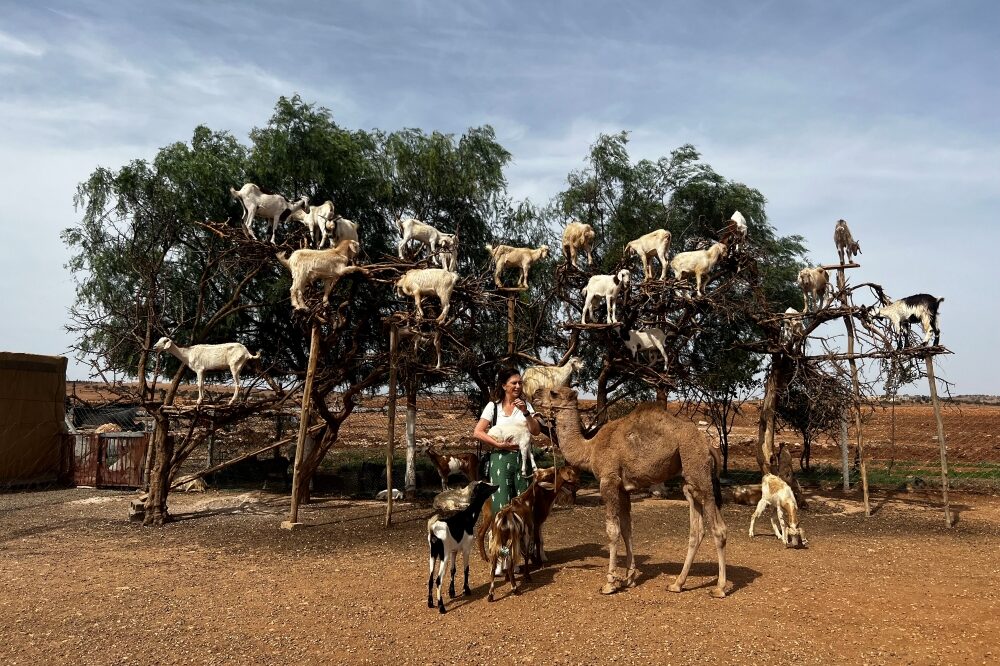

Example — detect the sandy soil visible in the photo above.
[2,485,998,665]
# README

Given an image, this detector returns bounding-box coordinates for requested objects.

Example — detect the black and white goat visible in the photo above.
[871,294,944,349]
[426,480,499,613]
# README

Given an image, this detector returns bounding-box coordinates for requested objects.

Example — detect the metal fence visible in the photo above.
[66,432,149,489]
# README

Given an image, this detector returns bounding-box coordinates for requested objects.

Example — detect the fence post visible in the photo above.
[924,355,953,527]
[385,324,399,527]
[840,414,850,491]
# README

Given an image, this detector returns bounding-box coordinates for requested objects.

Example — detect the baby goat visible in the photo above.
[871,294,944,349]
[424,445,479,491]
[487,423,536,477]
[749,473,807,548]
[833,219,861,264]
[426,480,498,613]
[581,269,631,324]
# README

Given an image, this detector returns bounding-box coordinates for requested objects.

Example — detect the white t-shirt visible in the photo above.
[479,401,535,429]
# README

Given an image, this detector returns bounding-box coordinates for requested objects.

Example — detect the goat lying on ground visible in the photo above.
[623,327,669,370]
[562,220,596,268]
[483,466,580,601]
[277,239,365,311]
[749,473,807,548]
[397,217,446,260]
[721,211,748,252]
[426,480,498,613]
[797,266,830,312]
[625,229,672,281]
[871,294,944,348]
[230,183,309,244]
[153,337,260,405]
[395,268,458,323]
[670,242,727,296]
[487,423,536,476]
[522,357,583,404]
[581,269,631,323]
[834,219,861,264]
[424,445,478,491]
[487,244,550,288]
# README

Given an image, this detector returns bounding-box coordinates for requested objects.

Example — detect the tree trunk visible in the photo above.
[757,354,792,472]
[143,410,173,526]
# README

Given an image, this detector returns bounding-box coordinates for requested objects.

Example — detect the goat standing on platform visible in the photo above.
[834,219,861,264]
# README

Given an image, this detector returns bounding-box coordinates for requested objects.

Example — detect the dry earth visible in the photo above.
[2,485,999,665]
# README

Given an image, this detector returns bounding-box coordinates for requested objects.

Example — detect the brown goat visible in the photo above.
[425,445,479,491]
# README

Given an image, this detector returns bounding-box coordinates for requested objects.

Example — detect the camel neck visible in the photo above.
[552,405,593,470]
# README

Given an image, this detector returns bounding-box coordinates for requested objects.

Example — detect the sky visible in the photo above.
[1,0,998,394]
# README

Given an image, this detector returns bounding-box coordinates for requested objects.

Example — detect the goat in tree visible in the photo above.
[152,337,260,405]
[535,387,728,597]
[229,183,309,244]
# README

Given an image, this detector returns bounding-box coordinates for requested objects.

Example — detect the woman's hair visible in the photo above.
[492,365,522,401]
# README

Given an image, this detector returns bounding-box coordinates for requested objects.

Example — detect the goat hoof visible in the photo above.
[487,594,495,603]
[427,598,434,608]
[667,582,683,593]
[710,587,727,599]
[463,587,472,596]
[438,605,446,614]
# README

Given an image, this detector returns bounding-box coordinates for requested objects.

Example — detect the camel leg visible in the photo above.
[619,491,638,587]
[669,485,705,594]
[705,499,728,597]
[600,478,625,594]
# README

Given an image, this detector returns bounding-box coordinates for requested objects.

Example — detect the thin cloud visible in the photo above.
[0,30,45,57]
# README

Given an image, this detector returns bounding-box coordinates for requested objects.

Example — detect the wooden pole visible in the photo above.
[924,355,953,527]
[507,293,516,356]
[836,264,870,515]
[840,415,850,491]
[284,322,320,528]
[385,324,399,527]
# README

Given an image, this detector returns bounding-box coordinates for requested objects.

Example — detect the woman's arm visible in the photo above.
[514,399,541,436]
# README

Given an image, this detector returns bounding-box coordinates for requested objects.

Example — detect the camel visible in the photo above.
[535,387,728,597]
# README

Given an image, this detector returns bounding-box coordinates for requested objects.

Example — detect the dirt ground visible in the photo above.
[2,484,999,665]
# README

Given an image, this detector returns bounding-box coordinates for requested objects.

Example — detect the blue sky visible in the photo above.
[1,1,998,393]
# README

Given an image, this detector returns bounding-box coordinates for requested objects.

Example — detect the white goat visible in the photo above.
[581,269,631,324]
[749,473,807,548]
[487,244,550,288]
[395,268,459,323]
[288,200,335,248]
[623,327,669,370]
[833,219,861,264]
[276,239,366,311]
[229,183,309,244]
[670,242,728,296]
[436,233,458,272]
[561,221,596,268]
[324,215,359,247]
[625,229,672,281]
[488,423,536,476]
[397,217,446,260]
[152,337,260,405]
[522,356,584,403]
[721,211,748,252]
[782,307,805,345]
[797,266,830,312]
[871,294,944,348]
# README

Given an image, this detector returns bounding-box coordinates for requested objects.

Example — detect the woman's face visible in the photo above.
[503,374,523,399]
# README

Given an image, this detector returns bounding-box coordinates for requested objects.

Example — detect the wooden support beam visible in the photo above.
[925,355,953,527]
[286,323,320,527]
[385,324,399,527]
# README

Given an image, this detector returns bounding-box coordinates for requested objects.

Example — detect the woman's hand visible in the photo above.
[500,436,519,452]
[513,398,530,416]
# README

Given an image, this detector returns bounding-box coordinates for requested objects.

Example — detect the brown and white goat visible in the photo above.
[479,466,580,601]
[833,219,861,264]
[425,445,479,491]
[798,266,830,312]
[749,473,807,548]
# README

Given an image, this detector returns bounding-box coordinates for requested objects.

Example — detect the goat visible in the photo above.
[276,239,366,311]
[749,473,807,548]
[782,307,805,345]
[721,211,748,252]
[833,219,861,264]
[487,423,536,477]
[425,445,479,491]
[436,233,458,272]
[522,357,584,403]
[397,217,446,260]
[625,229,672,281]
[229,183,309,244]
[487,244,550,288]
[797,266,830,312]
[288,200,335,248]
[433,480,477,512]
[399,324,443,369]
[484,466,580,601]
[670,242,727,296]
[623,327,669,370]
[395,268,458,323]
[152,337,260,405]
[561,220,596,268]
[871,294,944,348]
[324,214,358,247]
[581,269,631,324]
[426,480,499,613]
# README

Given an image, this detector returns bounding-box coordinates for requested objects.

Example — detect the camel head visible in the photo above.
[534,386,578,419]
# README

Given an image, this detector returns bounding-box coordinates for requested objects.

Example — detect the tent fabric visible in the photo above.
[0,352,67,487]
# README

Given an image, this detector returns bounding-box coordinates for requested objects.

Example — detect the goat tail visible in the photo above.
[251,350,262,360]
[275,252,290,268]
[476,498,494,562]
[709,446,723,507]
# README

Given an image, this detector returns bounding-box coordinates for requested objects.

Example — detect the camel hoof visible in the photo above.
[667,582,683,594]
[600,582,619,595]
[710,587,727,599]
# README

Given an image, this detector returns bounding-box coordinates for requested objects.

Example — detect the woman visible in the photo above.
[472,366,542,512]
